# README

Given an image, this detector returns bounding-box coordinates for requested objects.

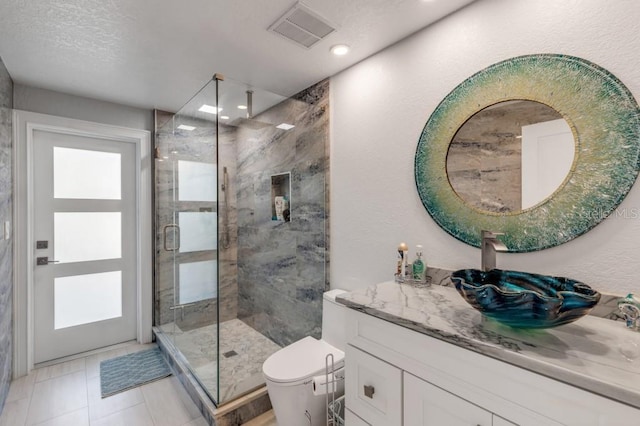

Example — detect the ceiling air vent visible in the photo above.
[268,2,336,49]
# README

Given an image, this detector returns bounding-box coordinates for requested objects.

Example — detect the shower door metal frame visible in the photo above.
[153,74,223,405]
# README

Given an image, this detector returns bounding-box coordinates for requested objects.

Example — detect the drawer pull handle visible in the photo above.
[364,385,375,398]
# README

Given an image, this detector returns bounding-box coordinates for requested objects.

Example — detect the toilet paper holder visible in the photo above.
[325,353,346,426]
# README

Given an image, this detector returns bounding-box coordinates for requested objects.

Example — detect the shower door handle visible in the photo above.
[163,224,180,251]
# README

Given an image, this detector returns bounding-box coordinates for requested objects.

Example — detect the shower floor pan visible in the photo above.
[155,318,281,424]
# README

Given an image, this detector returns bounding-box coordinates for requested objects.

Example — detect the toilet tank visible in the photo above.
[321,289,349,351]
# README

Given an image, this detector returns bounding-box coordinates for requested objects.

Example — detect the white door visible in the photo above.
[521,118,574,209]
[32,129,137,363]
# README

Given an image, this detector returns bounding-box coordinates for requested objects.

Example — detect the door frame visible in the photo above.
[13,110,153,377]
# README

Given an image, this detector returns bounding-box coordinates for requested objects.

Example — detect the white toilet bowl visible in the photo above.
[262,289,348,426]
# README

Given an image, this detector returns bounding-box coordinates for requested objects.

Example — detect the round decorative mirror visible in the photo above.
[415,54,640,252]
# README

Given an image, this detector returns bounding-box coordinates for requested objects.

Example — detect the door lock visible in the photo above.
[36,257,60,266]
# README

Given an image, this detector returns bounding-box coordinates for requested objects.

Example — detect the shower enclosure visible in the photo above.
[154,75,329,406]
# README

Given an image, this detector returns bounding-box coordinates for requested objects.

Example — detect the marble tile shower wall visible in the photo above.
[155,120,238,330]
[236,79,329,347]
[0,57,13,414]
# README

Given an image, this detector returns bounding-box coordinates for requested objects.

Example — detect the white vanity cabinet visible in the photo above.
[346,344,512,426]
[343,308,640,426]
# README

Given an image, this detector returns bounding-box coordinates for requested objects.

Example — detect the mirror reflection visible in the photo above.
[446,100,575,213]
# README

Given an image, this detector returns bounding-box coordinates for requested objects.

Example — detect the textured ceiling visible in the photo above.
[0,0,476,112]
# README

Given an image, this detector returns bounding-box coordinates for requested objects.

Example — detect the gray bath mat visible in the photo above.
[100,347,172,398]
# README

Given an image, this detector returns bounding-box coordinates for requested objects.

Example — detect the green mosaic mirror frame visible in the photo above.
[415,54,640,252]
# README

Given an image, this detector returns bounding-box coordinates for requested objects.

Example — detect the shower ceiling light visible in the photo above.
[237,105,248,110]
[177,124,196,131]
[330,44,350,56]
[199,104,222,114]
[221,115,230,120]
[276,123,295,130]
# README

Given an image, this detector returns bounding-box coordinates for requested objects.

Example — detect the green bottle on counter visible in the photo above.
[412,245,425,282]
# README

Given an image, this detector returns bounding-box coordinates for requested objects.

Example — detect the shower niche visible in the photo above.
[271,172,291,222]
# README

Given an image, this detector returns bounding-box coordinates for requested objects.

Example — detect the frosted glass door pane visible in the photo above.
[178,160,217,201]
[54,147,121,200]
[55,212,121,263]
[54,271,122,329]
[179,212,217,253]
[179,261,217,304]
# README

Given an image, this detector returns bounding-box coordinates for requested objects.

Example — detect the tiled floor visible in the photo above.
[0,342,208,426]
[242,411,276,426]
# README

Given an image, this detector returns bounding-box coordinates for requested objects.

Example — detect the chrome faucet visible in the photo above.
[481,230,508,272]
[618,294,640,330]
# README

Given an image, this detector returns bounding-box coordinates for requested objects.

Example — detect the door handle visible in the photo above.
[36,257,60,265]
[163,224,180,251]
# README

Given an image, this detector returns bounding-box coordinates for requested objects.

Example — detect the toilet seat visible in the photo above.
[263,336,345,386]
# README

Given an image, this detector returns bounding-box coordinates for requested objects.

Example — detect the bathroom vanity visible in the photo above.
[337,281,640,425]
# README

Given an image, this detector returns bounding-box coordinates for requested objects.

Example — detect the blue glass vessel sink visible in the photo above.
[451,269,601,328]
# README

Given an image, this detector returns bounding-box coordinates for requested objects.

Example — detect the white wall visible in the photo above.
[330,0,640,295]
[14,84,153,131]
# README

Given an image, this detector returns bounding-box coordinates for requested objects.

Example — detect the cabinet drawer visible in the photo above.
[404,372,492,426]
[345,408,371,426]
[493,415,517,426]
[346,345,402,426]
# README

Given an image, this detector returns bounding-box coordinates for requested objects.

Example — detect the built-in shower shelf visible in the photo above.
[271,172,291,222]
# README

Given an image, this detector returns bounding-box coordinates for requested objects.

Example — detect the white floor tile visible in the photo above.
[141,377,200,426]
[0,397,30,426]
[6,372,37,403]
[89,403,154,426]
[36,358,86,383]
[181,417,208,426]
[87,376,144,421]
[33,407,89,426]
[26,370,88,425]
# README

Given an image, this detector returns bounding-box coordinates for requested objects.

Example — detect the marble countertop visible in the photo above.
[337,279,640,410]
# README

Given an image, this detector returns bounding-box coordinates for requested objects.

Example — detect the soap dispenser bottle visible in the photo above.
[412,245,425,282]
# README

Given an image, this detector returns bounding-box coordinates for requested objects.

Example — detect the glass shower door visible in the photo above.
[154,74,328,407]
[155,78,221,404]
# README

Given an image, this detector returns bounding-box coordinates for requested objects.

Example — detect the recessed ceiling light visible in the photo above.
[220,115,230,120]
[177,124,196,131]
[276,123,295,130]
[237,105,247,110]
[162,156,169,159]
[330,44,350,56]
[199,104,222,114]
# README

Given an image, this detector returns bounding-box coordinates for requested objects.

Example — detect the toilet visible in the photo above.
[263,289,348,426]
